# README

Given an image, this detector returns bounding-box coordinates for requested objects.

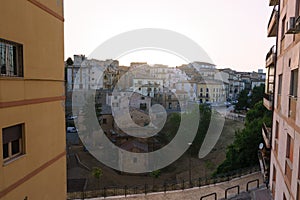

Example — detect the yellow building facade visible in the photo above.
[0,1,66,199]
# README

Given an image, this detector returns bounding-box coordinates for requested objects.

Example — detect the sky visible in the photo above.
[64,0,276,72]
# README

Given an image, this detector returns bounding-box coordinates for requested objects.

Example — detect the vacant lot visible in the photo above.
[67,118,244,190]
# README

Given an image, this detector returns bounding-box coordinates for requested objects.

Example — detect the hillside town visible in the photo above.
[2,0,300,200]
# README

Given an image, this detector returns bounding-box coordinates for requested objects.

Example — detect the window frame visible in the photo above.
[2,123,25,163]
[0,38,23,77]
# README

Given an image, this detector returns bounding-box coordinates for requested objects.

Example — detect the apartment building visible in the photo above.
[196,79,226,104]
[262,0,300,199]
[0,1,66,200]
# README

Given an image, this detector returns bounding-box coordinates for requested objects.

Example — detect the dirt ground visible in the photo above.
[67,118,244,190]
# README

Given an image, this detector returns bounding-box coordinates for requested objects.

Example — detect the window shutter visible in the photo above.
[2,124,22,144]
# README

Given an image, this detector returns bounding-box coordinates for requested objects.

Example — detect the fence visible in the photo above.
[67,165,260,199]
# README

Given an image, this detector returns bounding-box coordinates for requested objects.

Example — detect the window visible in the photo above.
[0,38,23,77]
[102,119,107,124]
[286,134,294,161]
[140,103,147,110]
[273,165,276,182]
[274,121,279,156]
[285,134,293,184]
[289,70,297,118]
[281,16,286,39]
[275,121,279,139]
[2,124,24,162]
[278,74,282,95]
[290,69,298,97]
[297,183,300,200]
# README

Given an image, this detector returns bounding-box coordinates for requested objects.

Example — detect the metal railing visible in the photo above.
[199,179,259,200]
[67,166,260,199]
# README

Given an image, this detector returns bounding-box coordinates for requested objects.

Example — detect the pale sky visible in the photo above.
[64,0,275,72]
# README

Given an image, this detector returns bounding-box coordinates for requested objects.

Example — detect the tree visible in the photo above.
[249,85,265,108]
[214,101,272,175]
[235,84,265,111]
[66,57,74,66]
[235,89,250,111]
[150,170,161,188]
[92,167,103,189]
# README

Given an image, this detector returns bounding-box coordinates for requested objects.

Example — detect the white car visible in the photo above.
[67,127,77,133]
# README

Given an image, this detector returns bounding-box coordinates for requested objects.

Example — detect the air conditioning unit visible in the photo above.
[286,17,300,34]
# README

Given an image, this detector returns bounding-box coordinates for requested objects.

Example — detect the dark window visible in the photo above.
[286,134,294,162]
[281,16,286,39]
[278,74,282,95]
[3,143,8,159]
[272,165,276,181]
[102,119,107,124]
[290,69,298,97]
[140,103,147,110]
[275,121,279,139]
[0,38,23,77]
[2,124,24,162]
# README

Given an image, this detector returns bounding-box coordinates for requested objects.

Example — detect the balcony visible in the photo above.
[263,93,273,110]
[267,8,278,37]
[266,46,276,67]
[258,149,270,181]
[288,96,297,121]
[269,0,279,6]
[262,122,272,149]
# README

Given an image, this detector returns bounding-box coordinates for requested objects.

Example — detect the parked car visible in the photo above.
[67,115,78,120]
[67,127,77,133]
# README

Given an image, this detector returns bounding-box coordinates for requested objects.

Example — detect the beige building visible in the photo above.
[196,79,226,104]
[263,0,300,199]
[0,1,66,199]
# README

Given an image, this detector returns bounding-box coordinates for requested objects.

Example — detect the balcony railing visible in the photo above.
[269,0,279,6]
[258,150,270,180]
[263,93,273,110]
[266,46,276,67]
[267,8,278,37]
[262,123,272,149]
[288,96,297,121]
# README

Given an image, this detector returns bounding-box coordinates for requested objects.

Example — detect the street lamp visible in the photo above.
[188,142,192,187]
